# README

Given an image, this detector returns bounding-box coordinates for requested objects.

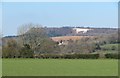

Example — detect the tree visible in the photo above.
[35,38,60,55]
[17,24,45,51]
[17,23,34,45]
[60,37,96,54]
[2,39,20,58]
[19,44,33,58]
[17,23,60,56]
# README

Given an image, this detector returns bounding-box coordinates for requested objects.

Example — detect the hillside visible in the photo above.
[2,27,118,45]
[45,27,118,37]
[51,36,84,42]
[2,26,119,58]
[3,27,118,38]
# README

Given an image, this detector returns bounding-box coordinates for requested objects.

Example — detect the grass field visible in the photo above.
[92,44,119,54]
[2,59,118,76]
[100,44,119,51]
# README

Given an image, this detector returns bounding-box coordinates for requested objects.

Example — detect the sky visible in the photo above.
[1,2,118,36]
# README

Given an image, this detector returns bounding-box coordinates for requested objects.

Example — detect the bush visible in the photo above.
[76,54,99,59]
[105,53,119,59]
[36,54,99,59]
[19,44,33,58]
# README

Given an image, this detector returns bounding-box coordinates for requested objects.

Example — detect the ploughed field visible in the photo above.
[2,59,118,76]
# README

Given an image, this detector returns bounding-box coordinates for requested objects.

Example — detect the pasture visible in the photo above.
[2,59,118,76]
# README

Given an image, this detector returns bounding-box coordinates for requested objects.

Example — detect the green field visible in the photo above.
[2,59,118,76]
[100,44,119,51]
[92,44,119,54]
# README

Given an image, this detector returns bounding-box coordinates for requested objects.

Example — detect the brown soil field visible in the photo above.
[51,36,93,42]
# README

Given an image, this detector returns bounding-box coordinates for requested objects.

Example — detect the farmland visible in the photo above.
[51,36,92,42]
[2,59,118,76]
[2,25,119,76]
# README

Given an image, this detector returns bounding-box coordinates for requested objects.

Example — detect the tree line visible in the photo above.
[2,24,119,59]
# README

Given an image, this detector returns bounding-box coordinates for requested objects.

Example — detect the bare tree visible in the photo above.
[2,39,20,58]
[17,23,56,55]
[17,23,34,45]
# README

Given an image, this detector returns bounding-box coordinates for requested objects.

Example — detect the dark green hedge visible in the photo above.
[105,53,119,59]
[75,54,99,59]
[35,54,99,59]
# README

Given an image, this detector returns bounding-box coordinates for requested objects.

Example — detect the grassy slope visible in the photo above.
[100,44,119,50]
[2,59,118,76]
[92,44,119,54]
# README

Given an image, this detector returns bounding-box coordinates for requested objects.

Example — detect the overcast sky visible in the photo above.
[1,2,118,36]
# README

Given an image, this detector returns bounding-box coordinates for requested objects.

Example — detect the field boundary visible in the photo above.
[1,76,119,78]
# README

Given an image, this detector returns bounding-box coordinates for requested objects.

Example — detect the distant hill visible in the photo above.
[2,27,119,56]
[45,27,118,37]
[3,27,118,46]
[45,27,73,37]
[3,27,118,38]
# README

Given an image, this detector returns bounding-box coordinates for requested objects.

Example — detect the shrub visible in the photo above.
[19,44,33,58]
[76,54,99,59]
[37,54,99,59]
[105,53,119,59]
